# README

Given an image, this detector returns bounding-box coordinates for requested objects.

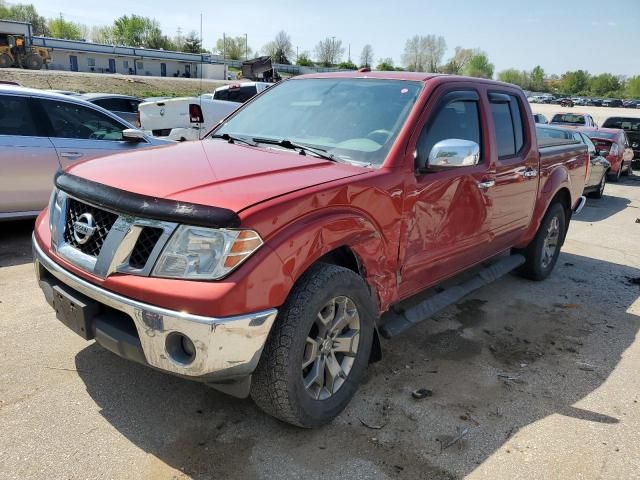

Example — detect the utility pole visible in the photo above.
[331,36,336,65]
[222,32,226,60]
[244,33,248,60]
[348,43,351,63]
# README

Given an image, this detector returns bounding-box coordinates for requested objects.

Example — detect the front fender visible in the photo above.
[268,208,398,312]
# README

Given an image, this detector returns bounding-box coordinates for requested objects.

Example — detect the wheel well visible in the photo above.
[315,246,382,363]
[317,246,362,275]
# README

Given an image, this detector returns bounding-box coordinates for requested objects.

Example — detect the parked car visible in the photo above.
[578,127,634,181]
[80,93,143,125]
[0,86,171,220]
[586,98,603,107]
[139,96,238,141]
[550,112,597,128]
[533,113,548,124]
[33,73,588,427]
[602,99,623,108]
[601,116,640,161]
[622,100,639,109]
[551,97,574,107]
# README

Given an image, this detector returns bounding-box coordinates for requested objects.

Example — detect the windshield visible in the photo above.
[602,117,640,131]
[211,78,422,166]
[551,114,585,125]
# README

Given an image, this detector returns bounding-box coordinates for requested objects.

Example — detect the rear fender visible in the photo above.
[516,166,572,249]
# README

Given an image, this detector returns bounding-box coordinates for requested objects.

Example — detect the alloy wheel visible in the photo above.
[302,296,360,400]
[541,215,560,269]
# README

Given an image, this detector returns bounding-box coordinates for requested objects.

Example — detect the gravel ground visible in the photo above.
[1,177,639,479]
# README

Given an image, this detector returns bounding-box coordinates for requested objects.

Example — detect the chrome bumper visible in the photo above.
[33,235,277,380]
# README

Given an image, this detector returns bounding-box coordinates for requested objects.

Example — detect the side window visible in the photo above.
[0,95,38,136]
[490,93,525,158]
[40,99,125,141]
[213,89,229,101]
[417,98,481,164]
[582,134,596,154]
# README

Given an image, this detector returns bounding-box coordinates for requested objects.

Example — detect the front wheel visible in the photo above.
[517,202,566,281]
[251,263,375,427]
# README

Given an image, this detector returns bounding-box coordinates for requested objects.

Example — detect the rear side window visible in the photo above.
[490,94,525,158]
[0,95,37,136]
[417,99,481,162]
[214,86,258,103]
[93,98,139,113]
[40,99,125,141]
[602,117,640,131]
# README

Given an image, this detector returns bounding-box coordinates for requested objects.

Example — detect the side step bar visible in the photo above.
[379,254,526,338]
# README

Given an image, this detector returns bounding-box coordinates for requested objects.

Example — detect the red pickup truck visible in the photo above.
[33,72,587,427]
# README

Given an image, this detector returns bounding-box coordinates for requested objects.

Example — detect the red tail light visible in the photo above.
[189,104,204,123]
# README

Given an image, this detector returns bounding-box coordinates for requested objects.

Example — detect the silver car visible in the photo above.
[79,93,143,125]
[0,86,172,220]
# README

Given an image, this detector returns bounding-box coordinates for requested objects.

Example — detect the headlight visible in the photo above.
[152,226,263,280]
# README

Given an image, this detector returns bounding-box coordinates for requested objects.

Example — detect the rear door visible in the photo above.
[0,94,60,215]
[36,97,150,166]
[399,87,495,297]
[486,91,539,249]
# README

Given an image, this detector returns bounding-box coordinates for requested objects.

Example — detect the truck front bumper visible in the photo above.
[33,235,278,383]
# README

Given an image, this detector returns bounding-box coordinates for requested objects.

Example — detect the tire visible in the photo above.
[251,263,375,428]
[517,202,566,281]
[23,54,43,70]
[608,165,622,182]
[0,53,12,68]
[589,174,606,199]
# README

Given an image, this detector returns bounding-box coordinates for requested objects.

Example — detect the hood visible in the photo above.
[66,140,368,213]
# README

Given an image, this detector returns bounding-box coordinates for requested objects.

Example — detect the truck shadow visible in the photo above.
[73,252,640,479]
[573,194,630,223]
[0,219,35,267]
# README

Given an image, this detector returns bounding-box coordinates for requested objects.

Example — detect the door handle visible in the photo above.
[477,180,495,190]
[59,151,83,159]
[520,168,538,178]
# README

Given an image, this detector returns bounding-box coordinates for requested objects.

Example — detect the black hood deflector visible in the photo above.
[55,172,241,228]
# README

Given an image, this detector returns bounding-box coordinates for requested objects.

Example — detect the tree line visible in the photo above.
[1,3,638,97]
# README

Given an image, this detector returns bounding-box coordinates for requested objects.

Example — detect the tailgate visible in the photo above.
[139,98,192,134]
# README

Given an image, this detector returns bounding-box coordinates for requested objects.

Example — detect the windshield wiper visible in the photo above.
[210,133,257,147]
[252,137,338,163]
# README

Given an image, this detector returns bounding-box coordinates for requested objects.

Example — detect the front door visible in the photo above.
[0,95,60,215]
[399,87,495,298]
[36,98,149,167]
[69,55,78,72]
[108,58,116,73]
[160,63,166,77]
[485,91,539,249]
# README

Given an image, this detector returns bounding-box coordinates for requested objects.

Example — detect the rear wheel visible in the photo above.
[608,165,622,182]
[0,53,13,68]
[23,54,43,70]
[251,263,375,427]
[517,202,566,281]
[590,173,606,199]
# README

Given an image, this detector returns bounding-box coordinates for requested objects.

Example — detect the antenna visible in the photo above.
[199,12,203,139]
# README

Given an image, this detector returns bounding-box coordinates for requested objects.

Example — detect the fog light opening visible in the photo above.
[165,332,196,365]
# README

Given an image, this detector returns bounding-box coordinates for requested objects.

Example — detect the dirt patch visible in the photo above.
[0,68,227,97]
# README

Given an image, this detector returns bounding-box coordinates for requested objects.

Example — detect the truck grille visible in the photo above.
[63,198,118,257]
[128,227,164,269]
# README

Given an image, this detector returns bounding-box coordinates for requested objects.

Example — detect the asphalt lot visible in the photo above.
[531,103,640,126]
[1,177,639,480]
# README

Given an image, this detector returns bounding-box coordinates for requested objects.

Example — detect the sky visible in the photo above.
[28,0,640,76]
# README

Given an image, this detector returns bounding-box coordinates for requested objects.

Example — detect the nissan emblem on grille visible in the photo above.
[73,213,97,245]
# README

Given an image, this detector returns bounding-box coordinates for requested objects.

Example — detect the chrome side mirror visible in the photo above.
[427,139,480,169]
[122,128,146,142]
